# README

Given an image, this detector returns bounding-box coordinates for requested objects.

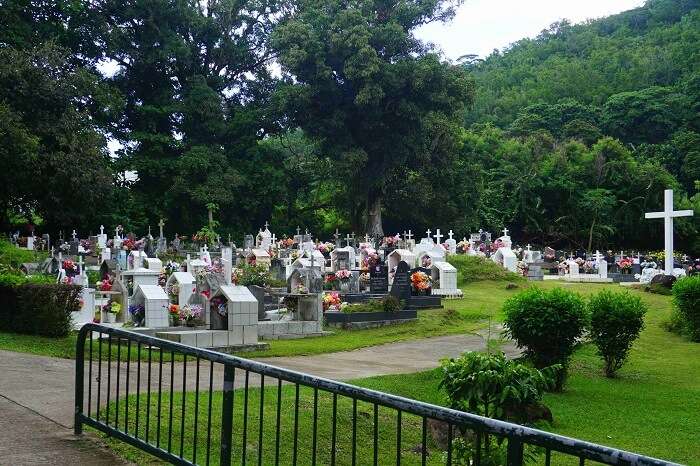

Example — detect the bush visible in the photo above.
[672,276,700,341]
[232,264,271,287]
[0,283,81,337]
[447,255,524,285]
[382,295,401,312]
[439,351,557,422]
[503,287,588,390]
[589,290,646,377]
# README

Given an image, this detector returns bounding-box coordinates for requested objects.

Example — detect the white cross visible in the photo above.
[115,227,120,238]
[502,227,509,237]
[591,250,603,262]
[526,244,532,252]
[148,225,152,237]
[305,228,309,235]
[264,221,269,229]
[345,233,352,246]
[364,234,370,243]
[406,230,413,241]
[296,226,301,235]
[646,189,694,273]
[682,254,689,262]
[158,219,165,238]
[434,229,443,244]
[425,229,432,239]
[72,230,77,240]
[448,230,454,240]
[100,225,104,235]
[202,244,208,253]
[334,229,339,239]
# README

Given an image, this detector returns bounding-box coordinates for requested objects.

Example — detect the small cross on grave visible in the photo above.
[305,228,309,235]
[591,250,603,262]
[425,229,432,240]
[271,233,277,245]
[158,219,165,238]
[345,233,353,247]
[100,225,104,235]
[682,254,689,262]
[644,193,696,271]
[202,244,209,253]
[526,244,532,252]
[448,230,454,240]
[72,230,77,240]
[406,230,413,242]
[502,227,509,237]
[434,229,443,244]
[333,229,340,240]
[364,234,370,243]
[296,226,301,235]
[264,221,269,230]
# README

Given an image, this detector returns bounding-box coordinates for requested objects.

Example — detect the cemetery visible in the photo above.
[2,0,700,464]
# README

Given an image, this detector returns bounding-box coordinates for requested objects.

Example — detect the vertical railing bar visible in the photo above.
[125,339,131,434]
[156,349,163,447]
[106,334,112,426]
[331,393,337,466]
[257,374,265,466]
[447,423,453,466]
[168,350,175,453]
[74,328,86,435]
[475,430,482,466]
[242,370,250,466]
[421,416,427,466]
[206,360,214,466]
[145,345,152,443]
[135,342,141,439]
[545,448,551,466]
[115,338,121,429]
[96,334,102,422]
[275,379,282,466]
[396,409,402,466]
[193,357,200,465]
[179,354,187,458]
[292,383,299,466]
[87,331,93,417]
[351,398,357,466]
[579,457,585,466]
[311,387,318,466]
[506,437,524,466]
[373,403,379,466]
[220,364,235,466]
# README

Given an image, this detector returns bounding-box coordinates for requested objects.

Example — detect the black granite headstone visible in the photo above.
[369,264,388,294]
[390,261,411,303]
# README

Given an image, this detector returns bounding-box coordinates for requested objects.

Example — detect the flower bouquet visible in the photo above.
[323,292,342,312]
[335,269,352,291]
[97,277,113,291]
[617,257,633,273]
[169,304,180,326]
[421,255,432,268]
[128,304,145,327]
[410,271,431,295]
[179,304,203,327]
[62,259,78,277]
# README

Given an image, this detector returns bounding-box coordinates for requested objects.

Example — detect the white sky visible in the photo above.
[417,0,646,61]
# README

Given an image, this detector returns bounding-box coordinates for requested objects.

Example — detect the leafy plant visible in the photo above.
[447,255,524,285]
[503,287,589,390]
[232,264,271,287]
[672,276,700,341]
[382,295,401,312]
[589,290,646,377]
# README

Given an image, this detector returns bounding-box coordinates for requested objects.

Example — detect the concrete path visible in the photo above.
[0,332,515,465]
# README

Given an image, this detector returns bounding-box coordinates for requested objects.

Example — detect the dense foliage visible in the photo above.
[503,287,589,390]
[0,0,698,253]
[0,283,81,336]
[589,290,647,377]
[671,276,700,341]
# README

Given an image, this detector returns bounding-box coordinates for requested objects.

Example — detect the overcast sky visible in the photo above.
[417,0,646,61]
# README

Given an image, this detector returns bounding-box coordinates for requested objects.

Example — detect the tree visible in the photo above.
[271,0,474,236]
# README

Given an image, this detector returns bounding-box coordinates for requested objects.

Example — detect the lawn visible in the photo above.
[97,282,698,465]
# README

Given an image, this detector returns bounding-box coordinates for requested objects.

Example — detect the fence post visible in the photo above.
[507,437,524,466]
[74,327,86,435]
[220,364,235,466]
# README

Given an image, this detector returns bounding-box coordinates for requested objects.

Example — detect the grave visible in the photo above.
[492,247,517,273]
[131,284,169,328]
[430,261,462,298]
[330,246,355,272]
[387,249,417,282]
[369,263,389,294]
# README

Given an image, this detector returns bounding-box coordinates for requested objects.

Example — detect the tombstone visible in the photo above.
[369,263,389,294]
[26,234,34,250]
[492,247,518,273]
[566,259,580,277]
[430,262,462,297]
[387,249,417,282]
[144,257,162,271]
[69,239,79,255]
[404,230,416,251]
[256,224,272,250]
[304,249,326,271]
[166,272,197,307]
[287,267,324,294]
[131,285,169,328]
[417,250,444,268]
[248,249,272,269]
[128,250,147,270]
[244,234,254,250]
[597,258,608,279]
[270,258,286,282]
[72,287,95,328]
[41,233,50,251]
[121,266,160,298]
[172,234,181,253]
[527,265,544,281]
[331,247,355,272]
[445,230,457,254]
[389,261,411,303]
[212,285,258,345]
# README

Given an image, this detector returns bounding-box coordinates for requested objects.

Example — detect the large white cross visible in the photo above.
[645,189,694,273]
[591,250,603,262]
[448,230,454,240]
[434,229,443,244]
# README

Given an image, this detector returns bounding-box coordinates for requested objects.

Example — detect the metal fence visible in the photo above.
[74,324,676,465]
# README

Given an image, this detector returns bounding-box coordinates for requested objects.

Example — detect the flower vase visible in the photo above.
[170,316,181,327]
[340,280,350,292]
[186,319,197,328]
[103,312,116,324]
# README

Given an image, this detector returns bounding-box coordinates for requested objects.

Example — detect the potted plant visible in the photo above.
[335,269,352,292]
[102,301,121,324]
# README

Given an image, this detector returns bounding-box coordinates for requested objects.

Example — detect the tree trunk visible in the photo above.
[208,208,214,227]
[587,218,596,251]
[365,192,384,238]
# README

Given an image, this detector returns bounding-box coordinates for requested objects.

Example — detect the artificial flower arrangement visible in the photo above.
[558,261,569,274]
[211,296,227,317]
[295,283,308,294]
[316,242,335,254]
[335,269,352,282]
[128,304,145,326]
[169,304,180,324]
[279,237,295,248]
[410,271,431,294]
[457,240,470,254]
[80,239,93,254]
[491,239,504,252]
[179,304,203,326]
[575,257,585,267]
[516,260,529,277]
[361,247,378,270]
[97,276,113,291]
[62,259,78,277]
[421,255,432,268]
[617,257,634,271]
[382,235,400,247]
[322,292,342,311]
[167,282,180,298]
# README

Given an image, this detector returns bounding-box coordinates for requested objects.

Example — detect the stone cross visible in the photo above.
[305,228,309,235]
[526,244,532,252]
[264,221,269,229]
[405,230,413,241]
[645,189,694,273]
[345,233,352,247]
[591,250,603,262]
[448,230,454,240]
[100,225,104,235]
[202,244,208,253]
[72,230,77,240]
[115,227,120,238]
[158,219,165,238]
[502,227,509,237]
[147,225,152,238]
[434,229,443,244]
[333,229,339,240]
[364,234,370,243]
[682,254,689,262]
[425,229,432,240]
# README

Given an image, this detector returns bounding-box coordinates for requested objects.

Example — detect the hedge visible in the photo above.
[672,276,700,341]
[0,283,82,337]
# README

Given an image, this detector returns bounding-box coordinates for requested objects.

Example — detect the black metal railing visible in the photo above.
[74,324,677,465]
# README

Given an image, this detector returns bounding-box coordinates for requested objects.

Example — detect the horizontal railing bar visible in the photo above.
[79,415,192,466]
[77,324,678,466]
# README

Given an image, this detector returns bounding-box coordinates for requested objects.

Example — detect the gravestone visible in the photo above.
[270,258,286,282]
[244,234,254,250]
[389,261,411,303]
[369,264,389,294]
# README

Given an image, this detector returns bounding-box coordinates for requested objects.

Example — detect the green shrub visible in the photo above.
[589,290,646,377]
[0,283,81,337]
[503,287,589,390]
[341,300,384,313]
[440,351,557,423]
[233,264,272,287]
[447,255,523,285]
[672,276,700,341]
[382,295,401,312]
[0,239,47,268]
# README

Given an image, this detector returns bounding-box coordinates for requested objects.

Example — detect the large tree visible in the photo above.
[271,0,474,236]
